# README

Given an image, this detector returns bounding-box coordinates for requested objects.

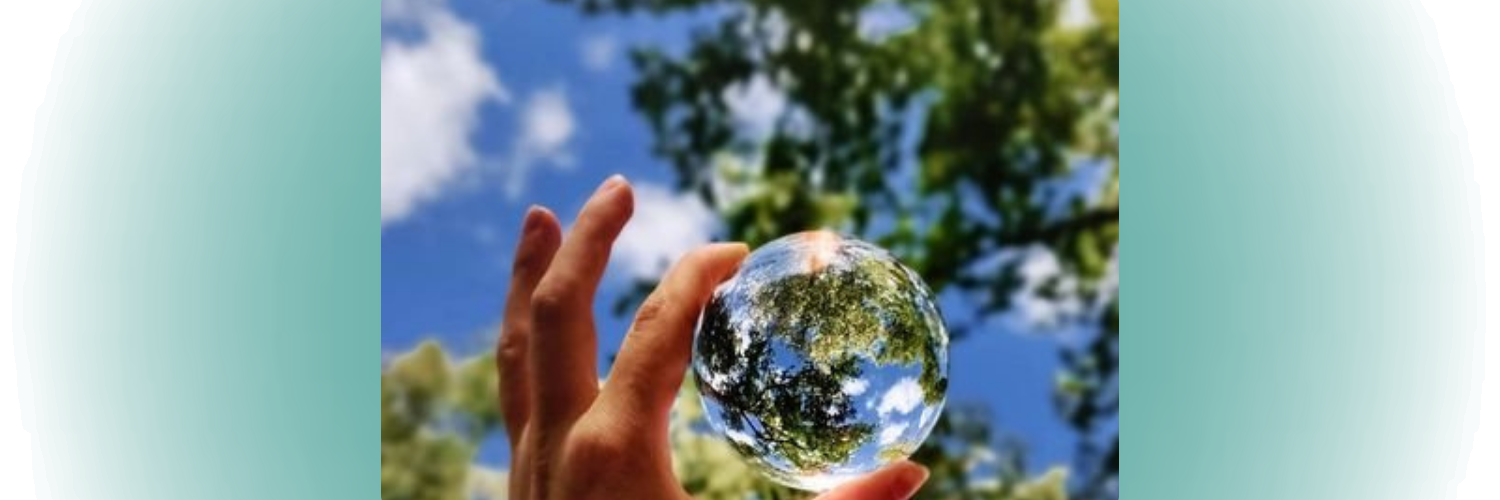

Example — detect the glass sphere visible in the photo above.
[693,231,950,491]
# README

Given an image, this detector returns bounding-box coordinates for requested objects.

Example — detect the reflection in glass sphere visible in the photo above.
[693,231,950,492]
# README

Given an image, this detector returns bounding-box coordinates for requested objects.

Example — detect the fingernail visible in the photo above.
[596,174,627,194]
[890,464,929,500]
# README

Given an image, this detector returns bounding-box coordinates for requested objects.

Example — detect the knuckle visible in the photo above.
[631,293,671,329]
[529,285,571,320]
[496,333,526,367]
[565,428,629,465]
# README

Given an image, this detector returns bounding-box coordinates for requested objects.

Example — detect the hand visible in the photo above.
[496,175,930,499]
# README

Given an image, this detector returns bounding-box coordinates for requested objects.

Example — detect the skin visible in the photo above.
[497,175,930,500]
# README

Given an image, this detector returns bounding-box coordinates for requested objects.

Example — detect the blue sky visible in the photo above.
[381,0,1084,474]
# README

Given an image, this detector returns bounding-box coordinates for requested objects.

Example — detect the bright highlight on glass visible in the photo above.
[693,231,950,491]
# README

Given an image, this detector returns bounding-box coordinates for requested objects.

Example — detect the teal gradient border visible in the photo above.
[7,0,1485,499]
[17,0,375,498]
[1130,0,1481,499]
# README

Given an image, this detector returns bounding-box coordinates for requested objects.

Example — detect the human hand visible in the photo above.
[496,175,930,499]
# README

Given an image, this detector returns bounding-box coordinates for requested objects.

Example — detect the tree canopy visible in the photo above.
[563,0,1120,496]
[381,0,1118,497]
[381,340,1073,499]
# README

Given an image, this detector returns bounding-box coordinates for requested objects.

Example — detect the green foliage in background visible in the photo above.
[382,342,508,500]
[381,340,1070,499]
[382,0,1117,497]
[565,0,1119,496]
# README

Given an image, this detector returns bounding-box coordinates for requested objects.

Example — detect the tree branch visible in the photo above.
[1005,207,1119,245]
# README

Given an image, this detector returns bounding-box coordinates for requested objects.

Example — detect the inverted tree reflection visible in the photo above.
[694,236,948,474]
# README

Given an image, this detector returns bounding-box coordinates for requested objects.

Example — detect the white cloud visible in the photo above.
[1013,246,1086,326]
[613,183,717,279]
[520,89,575,152]
[879,420,910,445]
[503,88,577,199]
[381,3,505,225]
[579,34,618,73]
[876,377,923,417]
[722,74,786,142]
[841,378,870,397]
[382,0,581,219]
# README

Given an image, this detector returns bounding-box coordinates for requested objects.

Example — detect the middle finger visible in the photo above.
[528,175,635,426]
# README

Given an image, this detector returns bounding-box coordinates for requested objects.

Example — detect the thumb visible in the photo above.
[814,461,929,500]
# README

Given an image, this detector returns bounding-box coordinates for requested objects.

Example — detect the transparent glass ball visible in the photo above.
[693,231,950,491]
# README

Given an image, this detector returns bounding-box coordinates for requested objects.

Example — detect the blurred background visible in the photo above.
[380,0,1117,498]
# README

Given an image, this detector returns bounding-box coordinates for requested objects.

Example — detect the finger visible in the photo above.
[496,206,561,443]
[596,243,748,430]
[529,175,635,424]
[814,461,929,500]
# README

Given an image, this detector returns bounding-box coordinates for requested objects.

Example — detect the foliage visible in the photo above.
[381,340,1070,499]
[382,0,1120,496]
[676,373,1071,500]
[381,342,507,500]
[555,0,1121,495]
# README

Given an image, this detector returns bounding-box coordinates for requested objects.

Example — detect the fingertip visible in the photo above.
[523,205,560,234]
[532,203,558,221]
[692,242,750,281]
[582,175,635,232]
[616,176,635,209]
[889,461,930,498]
[816,461,929,500]
[523,204,542,228]
[597,173,628,193]
[707,241,750,259]
[619,182,636,218]
[514,206,562,277]
[595,174,634,211]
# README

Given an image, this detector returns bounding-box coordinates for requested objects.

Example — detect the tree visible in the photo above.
[676,369,1072,500]
[380,340,1071,499]
[555,0,1120,496]
[381,342,508,500]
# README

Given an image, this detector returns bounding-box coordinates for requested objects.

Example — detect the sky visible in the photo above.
[381,0,1084,475]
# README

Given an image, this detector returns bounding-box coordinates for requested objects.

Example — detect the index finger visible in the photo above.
[594,242,748,429]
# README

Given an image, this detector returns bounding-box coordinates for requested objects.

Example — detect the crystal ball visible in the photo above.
[692,231,950,491]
